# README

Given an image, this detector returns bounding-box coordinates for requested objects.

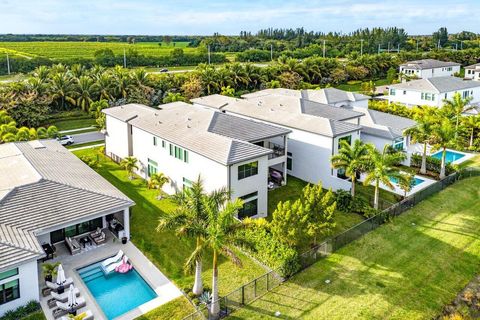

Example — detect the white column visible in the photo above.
[283,135,288,185]
[123,208,130,241]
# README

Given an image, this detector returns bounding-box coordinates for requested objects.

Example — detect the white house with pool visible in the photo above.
[0,140,182,319]
[103,102,291,219]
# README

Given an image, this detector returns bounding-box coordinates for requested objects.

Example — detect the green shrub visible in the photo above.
[0,301,42,320]
[335,189,353,212]
[411,154,455,175]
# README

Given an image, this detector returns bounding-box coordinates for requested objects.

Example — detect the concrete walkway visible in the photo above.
[39,235,182,320]
[69,143,105,151]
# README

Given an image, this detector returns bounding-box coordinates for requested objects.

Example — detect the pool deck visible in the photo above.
[430,149,475,165]
[38,232,183,320]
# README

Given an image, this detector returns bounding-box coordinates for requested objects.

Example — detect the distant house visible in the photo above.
[103,102,291,219]
[399,59,461,80]
[0,140,133,316]
[464,63,480,81]
[387,76,480,107]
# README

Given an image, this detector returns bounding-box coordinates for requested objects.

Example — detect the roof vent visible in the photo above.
[187,125,191,128]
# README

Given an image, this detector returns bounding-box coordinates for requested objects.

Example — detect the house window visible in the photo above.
[162,140,166,148]
[238,191,258,219]
[463,91,470,99]
[0,269,18,281]
[50,218,103,243]
[287,152,292,171]
[147,158,158,177]
[421,93,435,101]
[338,135,352,149]
[182,177,193,189]
[337,168,347,179]
[392,137,405,151]
[238,161,258,180]
[390,88,396,96]
[445,93,448,99]
[169,144,173,156]
[153,137,157,146]
[0,279,20,305]
[184,150,189,163]
[403,90,406,95]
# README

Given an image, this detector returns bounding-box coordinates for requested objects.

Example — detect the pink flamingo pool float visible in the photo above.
[115,256,133,273]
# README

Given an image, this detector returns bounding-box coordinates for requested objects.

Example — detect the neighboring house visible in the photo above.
[241,88,370,108]
[387,76,480,107]
[103,102,291,219]
[192,94,363,191]
[399,59,461,79]
[0,140,134,316]
[464,63,480,81]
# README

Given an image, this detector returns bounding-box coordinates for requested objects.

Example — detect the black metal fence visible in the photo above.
[183,168,480,320]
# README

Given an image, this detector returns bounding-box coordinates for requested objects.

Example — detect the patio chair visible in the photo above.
[46,277,74,292]
[91,231,106,245]
[47,287,80,308]
[90,227,102,239]
[53,298,86,318]
[59,310,94,320]
[65,237,81,255]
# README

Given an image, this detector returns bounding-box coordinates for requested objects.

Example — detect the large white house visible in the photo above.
[399,59,461,79]
[192,92,365,191]
[0,140,133,316]
[103,102,291,219]
[387,76,480,107]
[464,63,480,81]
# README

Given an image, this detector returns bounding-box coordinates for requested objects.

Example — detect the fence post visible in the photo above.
[254,278,257,298]
[267,272,270,291]
[241,285,245,305]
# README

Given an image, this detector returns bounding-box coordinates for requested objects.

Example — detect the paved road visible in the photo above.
[71,131,104,145]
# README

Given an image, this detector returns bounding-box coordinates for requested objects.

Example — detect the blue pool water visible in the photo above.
[389,176,425,187]
[78,262,157,319]
[431,150,465,163]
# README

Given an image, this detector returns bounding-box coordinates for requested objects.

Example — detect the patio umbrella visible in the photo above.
[56,264,66,285]
[67,284,78,307]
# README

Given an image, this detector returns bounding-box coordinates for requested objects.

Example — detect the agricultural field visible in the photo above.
[0,41,198,60]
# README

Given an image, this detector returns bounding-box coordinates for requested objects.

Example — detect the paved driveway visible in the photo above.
[71,131,104,145]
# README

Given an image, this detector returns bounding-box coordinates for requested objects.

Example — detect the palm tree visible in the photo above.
[363,145,407,209]
[76,76,96,111]
[404,114,434,175]
[94,73,114,101]
[462,115,480,148]
[442,92,473,137]
[331,139,369,196]
[203,196,243,319]
[120,156,138,180]
[147,172,170,199]
[430,120,455,179]
[49,72,77,110]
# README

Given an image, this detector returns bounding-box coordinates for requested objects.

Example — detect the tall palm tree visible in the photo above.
[120,156,139,180]
[49,72,77,110]
[462,115,480,148]
[76,76,96,111]
[94,73,114,101]
[430,119,456,179]
[147,172,170,199]
[203,196,243,319]
[442,92,473,138]
[363,145,406,209]
[404,114,434,175]
[331,139,369,196]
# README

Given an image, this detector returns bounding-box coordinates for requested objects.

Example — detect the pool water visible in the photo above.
[431,150,465,163]
[389,176,425,187]
[78,262,157,319]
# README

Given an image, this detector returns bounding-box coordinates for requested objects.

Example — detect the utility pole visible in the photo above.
[460,41,463,50]
[437,39,441,50]
[378,44,381,54]
[360,39,364,56]
[123,48,126,68]
[322,40,326,58]
[6,52,10,75]
[208,45,211,64]
[416,39,419,53]
[387,42,390,53]
[455,43,458,51]
[270,44,273,61]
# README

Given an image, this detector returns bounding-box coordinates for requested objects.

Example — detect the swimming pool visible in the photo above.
[389,176,425,187]
[431,150,465,163]
[78,261,157,319]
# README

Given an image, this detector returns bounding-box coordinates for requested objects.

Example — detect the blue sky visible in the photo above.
[0,0,479,35]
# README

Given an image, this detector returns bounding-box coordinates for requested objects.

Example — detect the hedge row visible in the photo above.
[411,153,455,175]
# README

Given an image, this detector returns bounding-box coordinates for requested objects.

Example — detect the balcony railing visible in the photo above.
[267,142,285,159]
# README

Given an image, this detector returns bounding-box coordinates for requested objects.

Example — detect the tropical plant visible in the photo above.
[430,119,456,179]
[404,113,434,174]
[42,262,60,279]
[442,92,473,138]
[462,115,480,148]
[363,145,406,209]
[398,173,414,197]
[119,156,138,180]
[48,71,77,110]
[162,92,185,103]
[147,172,170,199]
[331,139,369,196]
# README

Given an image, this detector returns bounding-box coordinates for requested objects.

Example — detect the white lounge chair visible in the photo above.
[46,277,74,291]
[53,298,86,318]
[59,310,94,320]
[104,255,129,274]
[47,287,80,308]
[101,250,123,269]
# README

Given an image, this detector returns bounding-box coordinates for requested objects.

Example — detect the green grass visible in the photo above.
[22,311,46,320]
[72,148,265,300]
[66,140,104,149]
[0,41,197,60]
[336,78,389,92]
[355,182,402,208]
[135,296,194,320]
[458,154,480,170]
[230,176,480,320]
[50,117,97,131]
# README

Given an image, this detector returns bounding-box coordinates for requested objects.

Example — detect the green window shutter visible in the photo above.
[184,150,189,163]
[169,144,173,156]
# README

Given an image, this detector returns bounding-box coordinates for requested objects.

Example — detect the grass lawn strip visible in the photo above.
[230,177,480,320]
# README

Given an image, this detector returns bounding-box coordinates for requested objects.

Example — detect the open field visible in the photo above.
[0,41,197,60]
[230,176,480,320]
[72,148,266,318]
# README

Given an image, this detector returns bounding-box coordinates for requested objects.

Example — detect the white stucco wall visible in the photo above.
[0,261,39,316]
[400,66,460,79]
[105,116,131,160]
[388,86,480,107]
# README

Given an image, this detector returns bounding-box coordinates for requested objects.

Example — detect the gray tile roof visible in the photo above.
[104,103,280,165]
[304,88,370,105]
[0,140,134,271]
[400,59,460,70]
[389,76,480,93]
[208,112,291,142]
[301,99,364,121]
[465,63,480,70]
[354,108,416,139]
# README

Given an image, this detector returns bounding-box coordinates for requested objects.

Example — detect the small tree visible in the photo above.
[398,173,414,197]
[147,172,170,199]
[270,199,308,248]
[386,67,398,84]
[120,156,138,180]
[462,115,480,148]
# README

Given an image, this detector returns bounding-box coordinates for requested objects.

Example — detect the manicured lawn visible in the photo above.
[336,78,389,92]
[66,140,104,149]
[135,296,194,320]
[72,148,266,312]
[267,175,365,243]
[22,311,46,320]
[230,176,480,320]
[52,117,97,131]
[355,182,402,208]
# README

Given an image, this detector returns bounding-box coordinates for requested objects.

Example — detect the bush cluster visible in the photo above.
[411,154,455,176]
[334,190,377,217]
[0,300,41,320]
